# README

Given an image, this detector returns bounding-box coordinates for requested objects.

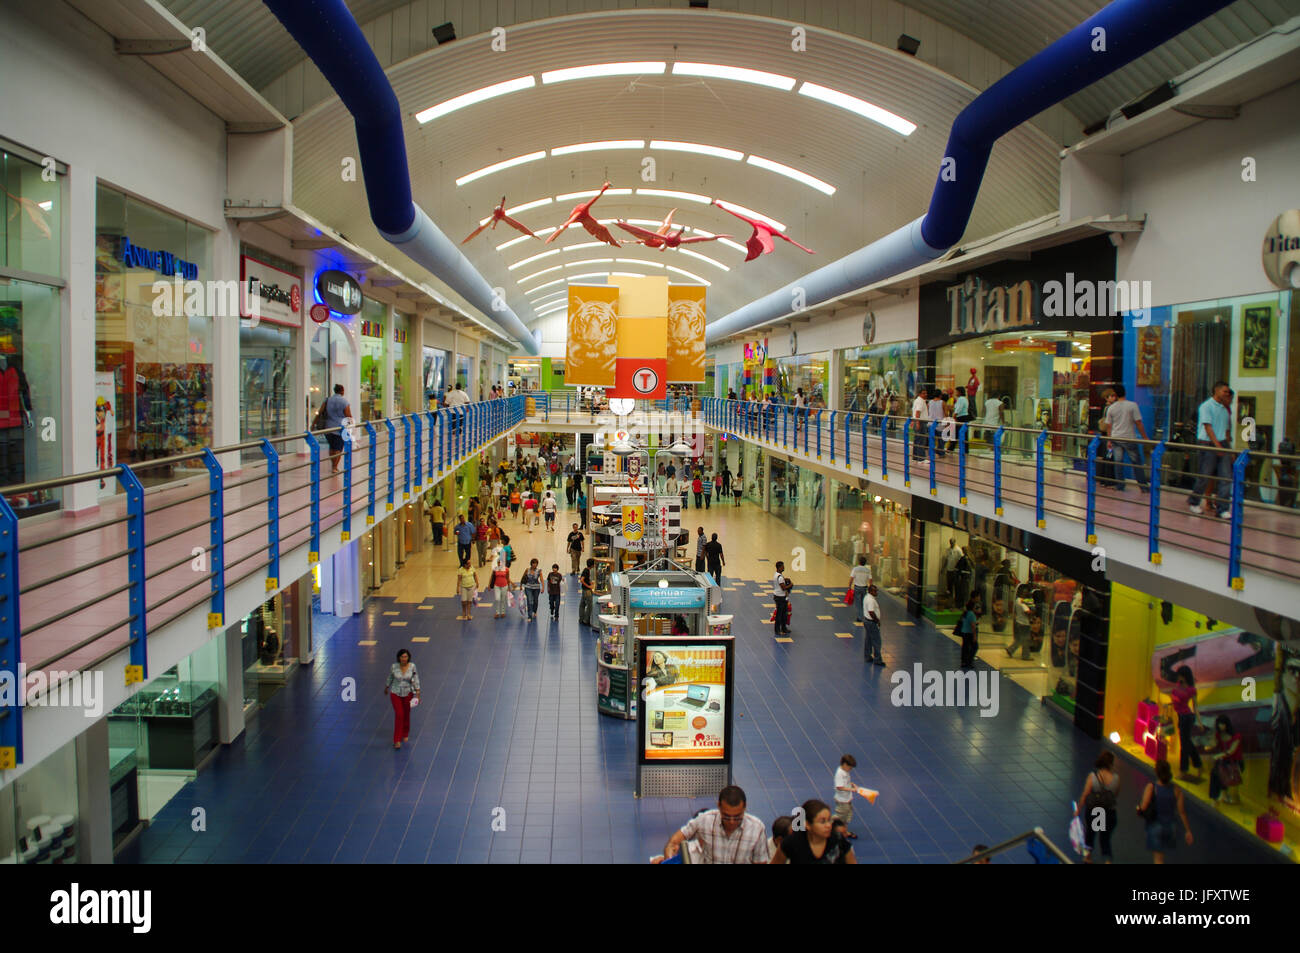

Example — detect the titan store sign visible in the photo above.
[119,235,199,281]
[945,275,1039,337]
[919,235,1121,349]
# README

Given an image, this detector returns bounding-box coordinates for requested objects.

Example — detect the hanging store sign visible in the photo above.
[315,269,362,315]
[1262,209,1300,290]
[240,256,302,327]
[918,236,1120,349]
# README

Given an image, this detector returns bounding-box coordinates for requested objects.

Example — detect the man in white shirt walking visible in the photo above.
[941,538,963,605]
[911,387,929,459]
[862,584,883,665]
[772,561,793,636]
[849,554,872,625]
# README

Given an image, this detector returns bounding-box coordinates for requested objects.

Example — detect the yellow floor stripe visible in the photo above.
[391,621,408,627]
[383,611,400,616]
[412,636,430,643]
[775,637,794,643]
[817,615,833,620]
[358,640,377,646]
[898,621,916,627]
[418,605,433,610]
[835,633,854,639]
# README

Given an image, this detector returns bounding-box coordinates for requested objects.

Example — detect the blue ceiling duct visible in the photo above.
[705,0,1235,344]
[262,0,540,354]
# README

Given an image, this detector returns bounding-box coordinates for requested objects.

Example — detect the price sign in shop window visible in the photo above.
[642,643,727,760]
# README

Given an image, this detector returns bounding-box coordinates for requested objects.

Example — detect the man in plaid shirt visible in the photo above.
[657,786,769,864]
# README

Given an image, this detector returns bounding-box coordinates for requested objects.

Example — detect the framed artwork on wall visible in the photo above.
[1240,304,1275,376]
[1136,326,1162,386]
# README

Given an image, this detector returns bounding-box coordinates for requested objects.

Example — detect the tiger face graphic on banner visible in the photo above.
[565,285,618,386]
[667,285,706,383]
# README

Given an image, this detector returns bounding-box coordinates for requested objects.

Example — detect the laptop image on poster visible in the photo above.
[678,685,710,709]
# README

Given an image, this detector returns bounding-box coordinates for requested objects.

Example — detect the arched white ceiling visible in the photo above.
[287,10,1061,331]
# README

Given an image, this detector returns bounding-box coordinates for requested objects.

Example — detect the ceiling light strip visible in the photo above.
[415,75,536,123]
[508,249,560,271]
[671,62,796,91]
[542,62,667,83]
[551,140,645,155]
[648,140,744,160]
[746,154,836,195]
[797,82,917,136]
[636,188,711,204]
[456,151,546,186]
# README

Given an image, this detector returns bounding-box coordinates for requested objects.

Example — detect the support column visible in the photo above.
[906,516,926,617]
[63,163,99,513]
[212,223,242,474]
[822,476,833,556]
[828,347,845,412]
[382,300,395,420]
[74,718,113,864]
[216,618,246,745]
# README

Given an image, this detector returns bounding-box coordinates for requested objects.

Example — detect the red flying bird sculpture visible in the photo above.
[545,182,621,247]
[613,209,732,251]
[461,196,539,244]
[711,199,814,262]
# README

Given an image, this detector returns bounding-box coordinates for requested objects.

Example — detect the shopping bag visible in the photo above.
[844,588,854,606]
[471,588,480,606]
[409,695,420,708]
[1068,802,1086,856]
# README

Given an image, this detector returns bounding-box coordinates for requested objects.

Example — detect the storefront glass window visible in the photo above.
[920,521,1086,704]
[1,146,61,277]
[424,346,449,406]
[841,341,918,414]
[1122,292,1293,472]
[456,353,472,390]
[1107,583,1295,833]
[95,184,214,488]
[1,736,78,865]
[359,297,386,421]
[107,638,221,825]
[309,320,348,427]
[0,279,63,514]
[934,329,1099,467]
[828,482,910,588]
[768,456,824,543]
[392,312,409,415]
[239,322,293,447]
[509,360,541,391]
[741,440,764,506]
[774,352,829,405]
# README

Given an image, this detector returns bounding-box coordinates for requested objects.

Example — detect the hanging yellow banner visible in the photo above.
[667,285,706,383]
[565,285,619,386]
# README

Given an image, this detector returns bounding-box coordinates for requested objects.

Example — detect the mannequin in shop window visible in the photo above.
[0,355,33,489]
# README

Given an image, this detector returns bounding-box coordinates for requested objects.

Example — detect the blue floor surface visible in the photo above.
[118,577,1285,864]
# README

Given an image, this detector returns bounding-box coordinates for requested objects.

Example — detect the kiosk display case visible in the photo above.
[597,614,635,718]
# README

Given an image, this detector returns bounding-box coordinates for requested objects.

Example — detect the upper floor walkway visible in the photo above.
[1,396,525,776]
[699,398,1300,625]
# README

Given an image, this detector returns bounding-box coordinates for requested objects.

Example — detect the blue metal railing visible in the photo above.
[0,395,526,766]
[703,397,1300,595]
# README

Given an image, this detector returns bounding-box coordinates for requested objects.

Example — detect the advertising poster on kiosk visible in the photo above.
[641,642,729,760]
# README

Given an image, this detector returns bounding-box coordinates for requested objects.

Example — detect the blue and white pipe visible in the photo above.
[705,0,1236,344]
[262,0,539,354]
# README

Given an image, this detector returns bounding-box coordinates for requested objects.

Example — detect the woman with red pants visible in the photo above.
[384,649,421,749]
